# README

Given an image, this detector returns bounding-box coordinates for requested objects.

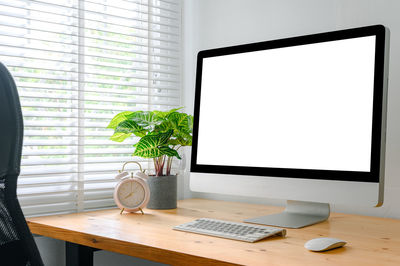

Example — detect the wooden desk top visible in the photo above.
[28,199,400,266]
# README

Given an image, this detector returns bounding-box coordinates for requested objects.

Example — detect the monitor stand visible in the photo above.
[244,200,330,228]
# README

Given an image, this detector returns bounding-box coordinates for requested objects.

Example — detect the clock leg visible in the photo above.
[120,208,125,214]
[139,208,144,215]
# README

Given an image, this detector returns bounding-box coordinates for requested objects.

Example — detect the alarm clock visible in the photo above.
[114,162,150,214]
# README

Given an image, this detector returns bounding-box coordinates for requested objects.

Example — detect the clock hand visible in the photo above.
[124,192,133,199]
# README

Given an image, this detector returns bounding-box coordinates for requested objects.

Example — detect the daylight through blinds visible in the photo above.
[0,0,181,216]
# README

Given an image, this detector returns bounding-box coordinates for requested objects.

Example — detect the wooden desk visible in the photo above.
[27,199,400,266]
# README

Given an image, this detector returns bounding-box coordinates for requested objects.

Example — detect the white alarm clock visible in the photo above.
[114,162,150,214]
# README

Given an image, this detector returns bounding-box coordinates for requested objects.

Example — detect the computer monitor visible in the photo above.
[190,25,390,228]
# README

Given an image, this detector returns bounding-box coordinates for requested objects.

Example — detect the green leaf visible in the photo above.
[110,120,147,142]
[107,111,134,129]
[167,138,181,145]
[130,111,164,128]
[187,115,194,132]
[154,120,173,132]
[169,112,192,132]
[176,131,193,146]
[169,107,184,113]
[153,107,183,119]
[163,112,193,146]
[133,130,174,158]
[159,146,181,159]
[110,132,132,142]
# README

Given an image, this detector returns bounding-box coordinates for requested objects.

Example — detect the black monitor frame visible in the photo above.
[190,25,388,183]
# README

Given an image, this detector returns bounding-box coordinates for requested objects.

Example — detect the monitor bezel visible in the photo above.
[190,25,387,183]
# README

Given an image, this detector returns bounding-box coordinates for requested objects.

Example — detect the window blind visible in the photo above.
[0,0,181,216]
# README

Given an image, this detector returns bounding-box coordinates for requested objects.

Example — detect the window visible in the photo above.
[0,0,181,216]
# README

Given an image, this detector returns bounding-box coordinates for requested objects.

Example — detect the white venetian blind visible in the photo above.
[0,0,181,216]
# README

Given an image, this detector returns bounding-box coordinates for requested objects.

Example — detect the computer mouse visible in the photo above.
[304,237,347,252]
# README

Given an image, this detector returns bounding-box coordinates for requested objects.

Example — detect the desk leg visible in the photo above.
[66,242,97,266]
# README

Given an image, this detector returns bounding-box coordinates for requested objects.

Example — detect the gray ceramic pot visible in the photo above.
[147,175,177,209]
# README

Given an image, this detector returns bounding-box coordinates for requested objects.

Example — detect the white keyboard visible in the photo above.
[173,218,286,243]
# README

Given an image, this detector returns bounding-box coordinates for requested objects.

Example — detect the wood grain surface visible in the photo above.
[27,199,400,266]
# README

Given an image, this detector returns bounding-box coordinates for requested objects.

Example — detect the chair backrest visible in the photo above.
[0,63,44,266]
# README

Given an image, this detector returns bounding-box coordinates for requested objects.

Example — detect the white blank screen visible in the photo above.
[197,36,376,172]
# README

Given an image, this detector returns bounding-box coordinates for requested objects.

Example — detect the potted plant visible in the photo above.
[107,107,193,209]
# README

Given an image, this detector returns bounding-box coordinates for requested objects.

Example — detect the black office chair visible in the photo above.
[0,63,44,266]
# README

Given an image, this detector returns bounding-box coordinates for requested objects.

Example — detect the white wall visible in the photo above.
[182,0,400,218]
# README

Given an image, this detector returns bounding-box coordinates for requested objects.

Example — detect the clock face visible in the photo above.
[117,180,145,208]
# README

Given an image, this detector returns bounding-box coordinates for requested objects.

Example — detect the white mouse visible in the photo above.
[304,237,347,252]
